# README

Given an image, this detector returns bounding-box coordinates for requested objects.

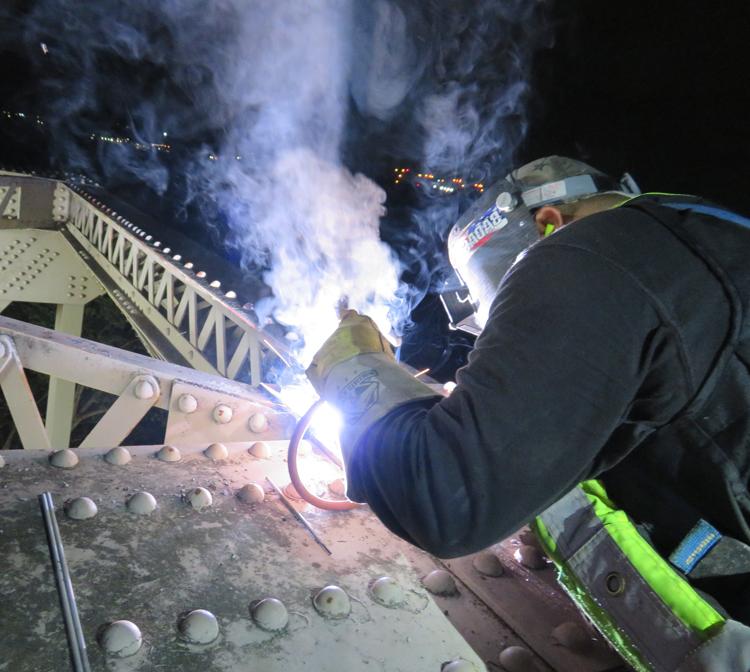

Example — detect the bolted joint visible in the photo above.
[133,375,160,401]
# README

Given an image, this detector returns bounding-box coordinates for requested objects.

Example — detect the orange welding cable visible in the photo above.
[287,400,359,511]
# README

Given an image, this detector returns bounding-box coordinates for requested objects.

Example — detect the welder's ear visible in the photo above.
[534,206,565,238]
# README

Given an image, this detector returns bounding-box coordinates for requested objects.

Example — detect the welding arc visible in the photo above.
[288,400,359,511]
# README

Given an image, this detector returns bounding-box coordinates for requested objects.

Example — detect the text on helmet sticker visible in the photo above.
[460,206,508,254]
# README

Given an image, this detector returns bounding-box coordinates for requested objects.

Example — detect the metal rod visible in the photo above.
[265,477,332,555]
[39,492,92,672]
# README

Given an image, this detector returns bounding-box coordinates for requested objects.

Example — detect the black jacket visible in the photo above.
[347,196,750,588]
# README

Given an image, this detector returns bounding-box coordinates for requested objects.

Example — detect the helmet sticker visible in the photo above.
[459,206,508,255]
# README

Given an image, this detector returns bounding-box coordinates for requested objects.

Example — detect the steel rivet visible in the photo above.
[134,380,155,400]
[177,394,198,414]
[248,413,269,433]
[212,404,233,424]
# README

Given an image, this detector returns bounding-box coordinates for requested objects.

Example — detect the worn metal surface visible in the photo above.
[445,541,622,671]
[0,443,497,672]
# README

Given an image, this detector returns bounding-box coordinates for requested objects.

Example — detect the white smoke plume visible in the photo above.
[192,1,409,363]
[4,0,551,366]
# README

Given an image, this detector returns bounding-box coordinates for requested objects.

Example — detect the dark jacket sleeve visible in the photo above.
[345,240,687,558]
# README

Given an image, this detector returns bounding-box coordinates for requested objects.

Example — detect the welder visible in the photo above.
[306,156,750,671]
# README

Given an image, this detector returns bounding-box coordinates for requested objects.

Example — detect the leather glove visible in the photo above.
[305,309,438,499]
[306,310,394,394]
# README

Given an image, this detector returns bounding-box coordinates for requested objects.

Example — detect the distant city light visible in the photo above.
[392,166,482,194]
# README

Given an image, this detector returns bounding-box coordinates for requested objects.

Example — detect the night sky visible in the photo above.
[1,1,748,379]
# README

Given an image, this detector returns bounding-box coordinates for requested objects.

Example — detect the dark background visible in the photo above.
[524,1,750,214]
[1,0,749,382]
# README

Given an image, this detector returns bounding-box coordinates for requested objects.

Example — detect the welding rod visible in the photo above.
[265,476,332,555]
[39,492,92,672]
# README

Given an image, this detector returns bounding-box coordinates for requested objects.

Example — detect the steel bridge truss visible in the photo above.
[0,171,295,448]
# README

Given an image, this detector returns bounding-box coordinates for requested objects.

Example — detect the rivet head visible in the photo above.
[178,609,219,644]
[189,487,213,510]
[204,442,228,461]
[97,620,142,658]
[104,446,131,466]
[49,448,79,469]
[248,413,268,433]
[177,394,198,414]
[250,598,288,631]
[156,445,181,462]
[514,545,547,570]
[472,551,504,577]
[212,404,233,424]
[370,576,405,607]
[248,441,270,459]
[551,621,593,652]
[313,585,351,619]
[134,380,155,400]
[126,491,157,515]
[328,478,346,497]
[421,569,458,596]
[64,497,98,520]
[237,483,265,504]
[498,646,535,672]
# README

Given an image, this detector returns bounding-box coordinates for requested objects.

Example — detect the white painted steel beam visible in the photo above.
[0,315,294,446]
[0,335,51,450]
[80,374,159,448]
[45,303,84,448]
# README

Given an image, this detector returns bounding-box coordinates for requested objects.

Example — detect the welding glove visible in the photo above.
[307,310,438,460]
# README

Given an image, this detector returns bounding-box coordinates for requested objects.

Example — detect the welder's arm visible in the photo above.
[335,245,680,559]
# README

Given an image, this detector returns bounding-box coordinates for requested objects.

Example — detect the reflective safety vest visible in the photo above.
[533,194,750,672]
[534,481,726,672]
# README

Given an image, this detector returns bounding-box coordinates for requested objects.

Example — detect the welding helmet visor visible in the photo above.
[447,179,538,332]
[445,156,640,334]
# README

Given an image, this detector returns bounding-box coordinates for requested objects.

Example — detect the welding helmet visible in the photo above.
[443,156,640,334]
